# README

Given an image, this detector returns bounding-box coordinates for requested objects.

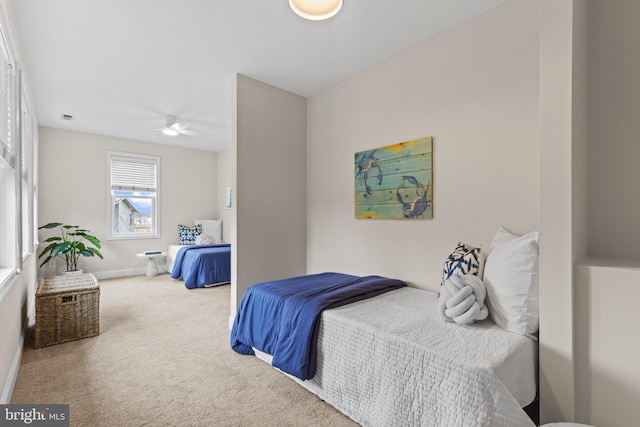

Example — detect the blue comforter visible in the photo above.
[230,272,406,380]
[171,244,231,289]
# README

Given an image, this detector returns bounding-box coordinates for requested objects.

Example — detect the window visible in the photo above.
[0,17,17,286]
[108,152,160,240]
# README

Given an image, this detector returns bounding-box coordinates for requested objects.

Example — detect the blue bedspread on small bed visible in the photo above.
[230,272,406,380]
[171,244,231,289]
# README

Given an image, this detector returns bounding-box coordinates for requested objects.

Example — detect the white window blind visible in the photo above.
[110,155,157,191]
[0,28,14,170]
[20,98,28,177]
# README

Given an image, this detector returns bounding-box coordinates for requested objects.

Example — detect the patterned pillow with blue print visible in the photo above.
[178,224,202,245]
[441,242,485,285]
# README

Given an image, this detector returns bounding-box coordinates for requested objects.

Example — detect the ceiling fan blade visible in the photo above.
[165,115,178,128]
[144,119,164,127]
[177,128,199,136]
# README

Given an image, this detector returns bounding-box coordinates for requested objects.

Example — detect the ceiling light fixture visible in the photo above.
[289,0,343,21]
[162,128,179,137]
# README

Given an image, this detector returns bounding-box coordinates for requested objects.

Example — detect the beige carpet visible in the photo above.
[11,275,358,427]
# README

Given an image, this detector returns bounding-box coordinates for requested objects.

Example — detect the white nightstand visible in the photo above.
[136,252,167,277]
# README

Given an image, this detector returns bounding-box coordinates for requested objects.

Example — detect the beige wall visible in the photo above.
[574,259,640,427]
[570,1,640,425]
[216,147,233,244]
[588,0,640,260]
[38,127,218,278]
[538,0,590,422]
[306,0,540,292]
[231,75,307,311]
[9,1,639,423]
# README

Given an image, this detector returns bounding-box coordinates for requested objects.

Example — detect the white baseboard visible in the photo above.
[0,317,26,404]
[92,268,147,280]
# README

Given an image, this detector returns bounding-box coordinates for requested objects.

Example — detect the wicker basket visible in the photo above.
[34,273,100,348]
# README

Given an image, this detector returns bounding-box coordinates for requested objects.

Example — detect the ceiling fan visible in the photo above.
[152,115,199,137]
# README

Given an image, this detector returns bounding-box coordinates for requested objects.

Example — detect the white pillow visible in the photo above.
[193,219,222,244]
[483,227,539,339]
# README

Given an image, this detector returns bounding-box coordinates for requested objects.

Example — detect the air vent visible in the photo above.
[61,113,74,121]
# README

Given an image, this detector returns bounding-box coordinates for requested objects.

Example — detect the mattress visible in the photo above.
[255,286,537,427]
[166,244,185,274]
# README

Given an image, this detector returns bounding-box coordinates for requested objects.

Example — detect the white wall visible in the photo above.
[0,255,37,403]
[231,75,307,311]
[0,0,39,404]
[306,0,540,292]
[38,127,218,278]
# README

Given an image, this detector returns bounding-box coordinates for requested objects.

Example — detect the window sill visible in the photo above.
[0,268,17,301]
[107,234,160,241]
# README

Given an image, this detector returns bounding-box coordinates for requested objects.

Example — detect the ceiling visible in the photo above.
[10,0,508,152]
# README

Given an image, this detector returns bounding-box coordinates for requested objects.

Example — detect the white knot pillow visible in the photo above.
[195,234,212,245]
[438,274,489,324]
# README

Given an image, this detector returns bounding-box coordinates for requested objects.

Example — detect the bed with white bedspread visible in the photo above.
[254,286,536,427]
[235,228,540,426]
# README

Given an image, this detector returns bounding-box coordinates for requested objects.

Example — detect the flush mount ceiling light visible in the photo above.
[289,0,343,21]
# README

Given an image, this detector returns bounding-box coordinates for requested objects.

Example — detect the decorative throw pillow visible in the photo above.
[483,227,539,339]
[194,219,222,244]
[441,242,485,285]
[178,224,202,245]
[195,234,212,245]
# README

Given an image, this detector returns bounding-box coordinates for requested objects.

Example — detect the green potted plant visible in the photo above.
[38,222,103,274]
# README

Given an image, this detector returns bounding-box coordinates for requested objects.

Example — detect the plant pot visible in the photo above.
[62,269,84,275]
